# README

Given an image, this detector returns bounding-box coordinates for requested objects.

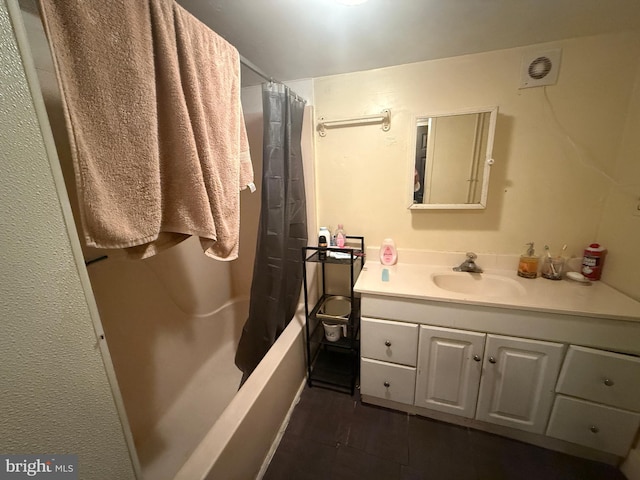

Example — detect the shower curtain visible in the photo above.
[235,83,307,383]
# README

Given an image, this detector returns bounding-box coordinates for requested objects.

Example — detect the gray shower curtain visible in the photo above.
[235,83,307,383]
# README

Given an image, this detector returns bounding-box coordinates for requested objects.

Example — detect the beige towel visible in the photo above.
[172,3,254,260]
[39,0,253,260]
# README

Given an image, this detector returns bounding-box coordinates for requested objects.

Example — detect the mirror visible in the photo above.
[410,106,497,209]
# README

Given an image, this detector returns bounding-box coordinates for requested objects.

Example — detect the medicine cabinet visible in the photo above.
[409,106,498,210]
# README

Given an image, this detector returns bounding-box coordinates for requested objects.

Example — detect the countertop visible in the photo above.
[354,261,640,322]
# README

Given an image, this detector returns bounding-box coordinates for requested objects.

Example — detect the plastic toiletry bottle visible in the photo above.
[517,242,539,279]
[582,243,606,281]
[318,235,328,261]
[380,238,398,266]
[334,224,346,248]
[319,227,331,245]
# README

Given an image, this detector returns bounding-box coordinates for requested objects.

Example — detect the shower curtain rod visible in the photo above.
[239,55,305,103]
[240,55,276,83]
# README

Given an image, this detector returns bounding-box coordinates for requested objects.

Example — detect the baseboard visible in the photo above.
[256,378,306,480]
[622,448,640,480]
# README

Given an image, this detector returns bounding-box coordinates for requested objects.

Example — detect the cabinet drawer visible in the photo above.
[556,346,640,412]
[361,317,418,366]
[546,395,640,456]
[360,358,416,405]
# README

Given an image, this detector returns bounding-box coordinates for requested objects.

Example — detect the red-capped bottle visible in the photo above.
[581,243,606,281]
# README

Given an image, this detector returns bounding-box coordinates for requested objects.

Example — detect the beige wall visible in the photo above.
[598,53,640,300]
[314,31,640,300]
[0,2,136,478]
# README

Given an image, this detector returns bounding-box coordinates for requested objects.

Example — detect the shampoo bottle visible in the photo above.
[380,238,398,266]
[517,242,539,279]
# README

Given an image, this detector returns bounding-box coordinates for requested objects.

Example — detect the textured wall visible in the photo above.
[0,3,136,479]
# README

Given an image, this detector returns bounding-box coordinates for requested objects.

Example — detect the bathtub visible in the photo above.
[87,237,308,480]
[174,306,306,480]
[135,296,307,480]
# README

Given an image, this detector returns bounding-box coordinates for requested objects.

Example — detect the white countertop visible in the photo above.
[354,260,640,322]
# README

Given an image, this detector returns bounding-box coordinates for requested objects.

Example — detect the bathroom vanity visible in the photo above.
[354,255,640,463]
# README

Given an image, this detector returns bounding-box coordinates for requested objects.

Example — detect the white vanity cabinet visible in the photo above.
[355,259,640,462]
[356,292,640,460]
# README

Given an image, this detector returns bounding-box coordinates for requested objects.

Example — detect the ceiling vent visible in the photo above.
[519,48,562,89]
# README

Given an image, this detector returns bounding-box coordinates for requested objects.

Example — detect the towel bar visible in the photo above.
[85,255,108,266]
[317,109,390,137]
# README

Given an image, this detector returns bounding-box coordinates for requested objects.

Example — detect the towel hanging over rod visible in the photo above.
[317,109,391,137]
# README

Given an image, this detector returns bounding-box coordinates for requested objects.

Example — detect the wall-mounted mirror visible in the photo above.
[410,106,498,210]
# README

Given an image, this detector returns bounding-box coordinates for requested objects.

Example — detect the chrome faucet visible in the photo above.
[453,252,483,273]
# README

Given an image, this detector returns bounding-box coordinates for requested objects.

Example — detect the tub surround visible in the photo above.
[355,248,640,464]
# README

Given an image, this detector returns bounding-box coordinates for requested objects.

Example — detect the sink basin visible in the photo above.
[431,272,526,298]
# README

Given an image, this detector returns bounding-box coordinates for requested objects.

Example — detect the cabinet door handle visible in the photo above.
[473,354,481,362]
[589,425,600,434]
[384,340,392,347]
[383,381,390,388]
[488,356,496,364]
[603,378,614,387]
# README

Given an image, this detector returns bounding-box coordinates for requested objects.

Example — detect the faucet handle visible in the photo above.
[465,252,477,261]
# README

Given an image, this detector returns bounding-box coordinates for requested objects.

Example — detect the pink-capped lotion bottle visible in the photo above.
[379,238,398,266]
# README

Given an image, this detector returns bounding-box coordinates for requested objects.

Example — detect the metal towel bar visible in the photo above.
[317,109,390,137]
[85,255,108,266]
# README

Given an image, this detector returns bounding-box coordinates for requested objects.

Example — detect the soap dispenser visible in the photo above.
[518,242,539,279]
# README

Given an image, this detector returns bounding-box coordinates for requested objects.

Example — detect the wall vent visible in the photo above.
[519,48,562,89]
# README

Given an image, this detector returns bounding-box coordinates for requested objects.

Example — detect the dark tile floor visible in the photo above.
[264,386,627,480]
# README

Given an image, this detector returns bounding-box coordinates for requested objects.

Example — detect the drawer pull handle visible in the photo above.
[603,378,614,387]
[488,356,496,364]
[384,340,392,347]
[473,354,481,362]
[589,425,600,434]
[383,381,390,388]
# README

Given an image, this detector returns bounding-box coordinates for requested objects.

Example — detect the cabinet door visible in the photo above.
[476,335,564,434]
[414,326,486,418]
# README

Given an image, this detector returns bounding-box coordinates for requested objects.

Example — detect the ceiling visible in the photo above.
[177,0,640,87]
